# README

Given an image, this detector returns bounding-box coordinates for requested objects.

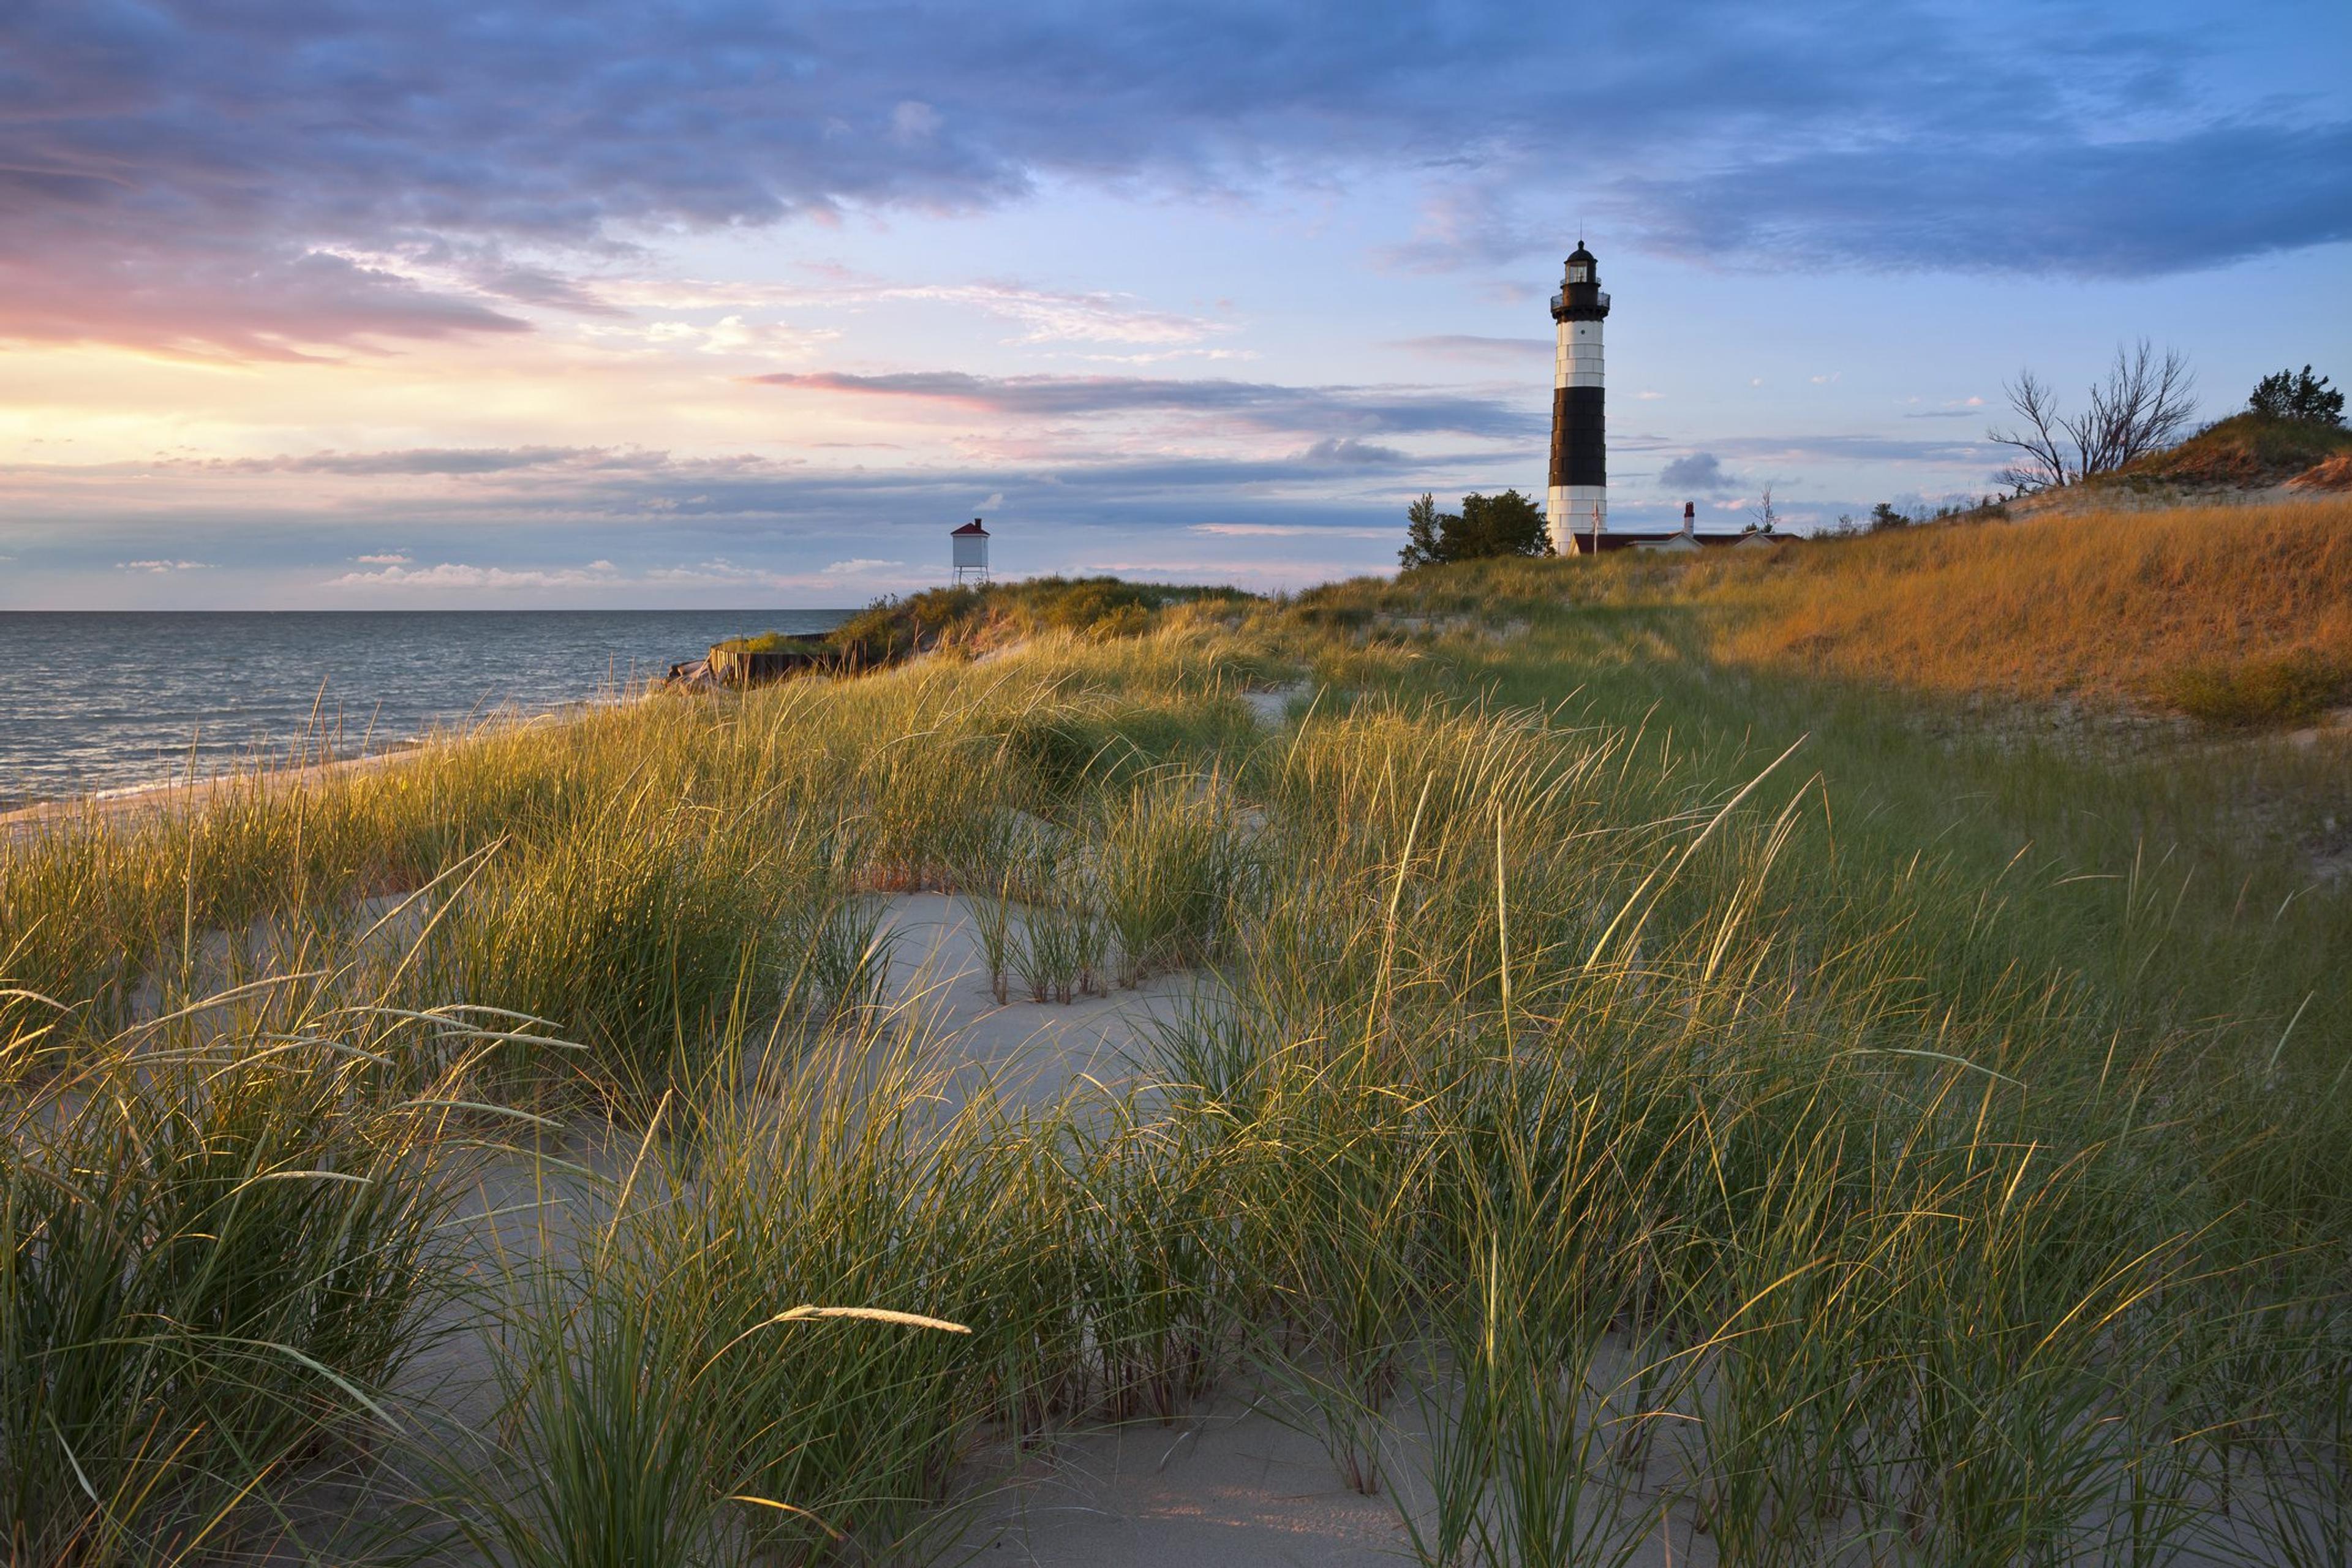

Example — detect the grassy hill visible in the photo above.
[1710,495,2352,724]
[2100,410,2352,492]
[1306,495,2352,727]
[719,576,1251,668]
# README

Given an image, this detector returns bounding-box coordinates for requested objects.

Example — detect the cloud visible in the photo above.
[4,443,1493,540]
[1298,437,1411,466]
[145,446,799,483]
[1389,335,1554,364]
[314,552,927,599]
[0,246,529,361]
[321,555,904,594]
[889,101,944,145]
[355,551,412,564]
[590,313,836,356]
[2,3,2334,358]
[116,559,212,572]
[601,276,1224,347]
[1376,180,1558,274]
[1658,453,1740,493]
[224,447,597,476]
[1621,117,2352,279]
[326,560,623,590]
[747,371,1536,439]
[12,422,1984,560]
[1706,434,1989,464]
[1191,523,1390,539]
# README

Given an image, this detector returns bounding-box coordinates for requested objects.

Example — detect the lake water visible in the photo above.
[0,610,850,810]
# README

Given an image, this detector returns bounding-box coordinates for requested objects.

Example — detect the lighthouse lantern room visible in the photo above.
[1547,243,1611,553]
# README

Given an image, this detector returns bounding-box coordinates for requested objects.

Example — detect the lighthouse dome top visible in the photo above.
[1551,241,1610,322]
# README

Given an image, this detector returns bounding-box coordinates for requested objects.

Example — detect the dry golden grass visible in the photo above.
[1711,496,2352,714]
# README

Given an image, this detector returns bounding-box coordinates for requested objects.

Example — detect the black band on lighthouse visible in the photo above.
[1549,386,1605,489]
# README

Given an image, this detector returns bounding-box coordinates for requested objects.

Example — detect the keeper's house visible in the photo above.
[1562,502,1785,555]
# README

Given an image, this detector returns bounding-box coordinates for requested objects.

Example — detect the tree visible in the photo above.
[2248,365,2345,426]
[1988,339,2198,491]
[1747,484,1780,534]
[1399,493,1447,569]
[1457,489,1549,559]
[1398,488,1551,568]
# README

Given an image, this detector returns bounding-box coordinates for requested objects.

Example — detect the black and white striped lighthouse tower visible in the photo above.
[1545,242,1610,553]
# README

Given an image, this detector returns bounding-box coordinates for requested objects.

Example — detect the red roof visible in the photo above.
[951,520,989,536]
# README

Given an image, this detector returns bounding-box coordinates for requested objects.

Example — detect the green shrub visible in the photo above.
[2247,365,2344,426]
[2160,649,2352,727]
[710,630,831,657]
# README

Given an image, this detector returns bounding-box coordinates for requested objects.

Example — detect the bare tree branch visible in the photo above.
[2073,339,2196,473]
[1988,342,2196,491]
[1988,369,2071,491]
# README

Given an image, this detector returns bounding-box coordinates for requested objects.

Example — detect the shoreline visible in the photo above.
[0,693,645,839]
[0,744,423,840]
[0,608,851,835]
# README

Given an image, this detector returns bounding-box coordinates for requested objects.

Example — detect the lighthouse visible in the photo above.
[1545,242,1610,552]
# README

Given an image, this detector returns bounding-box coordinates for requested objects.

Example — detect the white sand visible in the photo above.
[870,894,1714,1567]
[874,891,1216,1115]
[350,891,1728,1564]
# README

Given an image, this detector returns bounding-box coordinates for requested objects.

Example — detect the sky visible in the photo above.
[2,1,2348,609]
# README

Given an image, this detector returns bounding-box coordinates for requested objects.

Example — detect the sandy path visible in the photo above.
[870,894,1711,1567]
[965,1402,1410,1567]
[873,891,1213,1114]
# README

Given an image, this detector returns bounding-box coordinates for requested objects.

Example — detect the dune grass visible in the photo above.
[0,554,2347,1562]
[0,990,511,1564]
[1700,494,2352,717]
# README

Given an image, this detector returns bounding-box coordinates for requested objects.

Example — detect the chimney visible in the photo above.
[1682,501,1695,539]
